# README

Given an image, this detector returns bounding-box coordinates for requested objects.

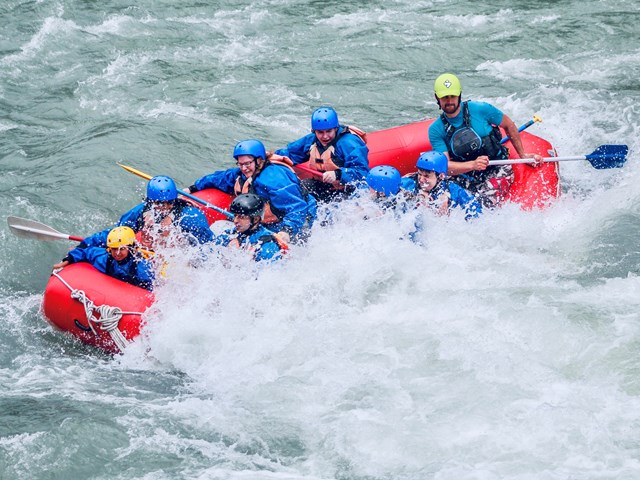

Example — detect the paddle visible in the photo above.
[117,163,235,219]
[7,216,157,257]
[500,115,542,145]
[8,216,84,242]
[488,144,628,169]
[293,162,324,179]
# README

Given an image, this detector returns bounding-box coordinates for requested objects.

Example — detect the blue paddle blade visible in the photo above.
[587,144,628,169]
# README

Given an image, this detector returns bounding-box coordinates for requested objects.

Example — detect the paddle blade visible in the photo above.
[8,216,63,241]
[587,144,628,169]
[7,216,82,242]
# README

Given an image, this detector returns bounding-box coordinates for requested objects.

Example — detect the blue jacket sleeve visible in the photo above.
[255,241,282,262]
[178,206,214,244]
[133,258,155,291]
[193,167,240,194]
[274,133,316,165]
[334,133,369,184]
[66,247,110,273]
[213,228,234,247]
[77,228,110,249]
[116,204,145,230]
[448,183,482,220]
[401,176,418,195]
[253,166,312,235]
[76,203,145,249]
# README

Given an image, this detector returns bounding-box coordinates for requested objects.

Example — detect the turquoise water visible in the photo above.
[2,1,640,479]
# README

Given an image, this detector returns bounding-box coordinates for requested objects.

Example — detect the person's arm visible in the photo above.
[499,113,542,166]
[255,240,282,262]
[54,247,109,272]
[500,114,526,158]
[190,168,239,194]
[255,170,309,236]
[76,227,110,249]
[274,134,313,165]
[449,183,482,220]
[178,207,214,244]
[52,245,87,269]
[444,151,490,175]
[265,183,308,236]
[334,135,369,184]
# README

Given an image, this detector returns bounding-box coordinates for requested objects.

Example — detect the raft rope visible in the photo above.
[51,270,144,352]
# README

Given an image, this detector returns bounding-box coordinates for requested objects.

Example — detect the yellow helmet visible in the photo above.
[434,73,462,98]
[106,226,136,248]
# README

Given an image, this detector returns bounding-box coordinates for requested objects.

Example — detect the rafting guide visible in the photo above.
[428,73,543,207]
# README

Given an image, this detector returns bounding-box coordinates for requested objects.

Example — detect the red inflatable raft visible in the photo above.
[42,119,560,353]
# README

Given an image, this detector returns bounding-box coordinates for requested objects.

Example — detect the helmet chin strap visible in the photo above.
[249,216,261,231]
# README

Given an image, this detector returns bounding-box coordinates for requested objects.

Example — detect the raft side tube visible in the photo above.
[42,263,154,354]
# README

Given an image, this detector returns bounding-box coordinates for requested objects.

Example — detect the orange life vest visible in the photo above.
[233,158,296,224]
[308,125,367,173]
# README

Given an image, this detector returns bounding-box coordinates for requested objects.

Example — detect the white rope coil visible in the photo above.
[52,270,144,353]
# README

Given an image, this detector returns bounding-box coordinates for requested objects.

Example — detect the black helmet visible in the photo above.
[229,193,265,218]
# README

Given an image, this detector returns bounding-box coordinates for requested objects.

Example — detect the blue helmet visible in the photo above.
[147,175,178,202]
[366,165,401,196]
[311,106,339,131]
[233,139,266,161]
[416,151,448,175]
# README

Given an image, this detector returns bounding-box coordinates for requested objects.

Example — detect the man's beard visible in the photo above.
[442,100,459,114]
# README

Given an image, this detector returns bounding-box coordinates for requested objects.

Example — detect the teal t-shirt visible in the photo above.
[428,101,504,154]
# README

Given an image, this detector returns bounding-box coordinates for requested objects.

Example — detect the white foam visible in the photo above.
[110,190,638,476]
[2,16,78,65]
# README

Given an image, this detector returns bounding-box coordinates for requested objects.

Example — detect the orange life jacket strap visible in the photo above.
[345,125,367,144]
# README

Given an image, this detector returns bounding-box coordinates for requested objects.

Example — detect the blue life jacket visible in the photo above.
[401,174,481,221]
[215,224,283,262]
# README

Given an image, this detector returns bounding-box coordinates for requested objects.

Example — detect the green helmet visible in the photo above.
[434,73,462,98]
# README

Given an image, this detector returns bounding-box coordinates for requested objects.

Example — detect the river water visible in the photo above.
[1,1,640,479]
